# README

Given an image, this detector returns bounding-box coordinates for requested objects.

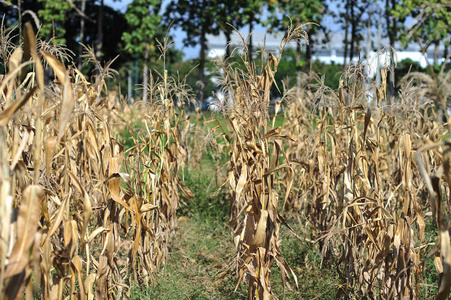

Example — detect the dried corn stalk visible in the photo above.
[0,22,190,299]
[283,53,449,298]
[218,23,311,299]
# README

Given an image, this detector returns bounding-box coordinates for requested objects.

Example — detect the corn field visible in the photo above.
[0,20,451,300]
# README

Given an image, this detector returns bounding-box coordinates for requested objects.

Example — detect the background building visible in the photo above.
[207,31,445,70]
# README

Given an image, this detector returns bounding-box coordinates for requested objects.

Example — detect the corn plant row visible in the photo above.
[208,23,313,299]
[282,54,451,298]
[0,23,190,300]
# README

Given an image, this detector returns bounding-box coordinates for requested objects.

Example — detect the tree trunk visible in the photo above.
[248,13,254,63]
[18,0,22,42]
[444,40,449,61]
[198,28,206,103]
[305,29,312,73]
[96,0,104,59]
[225,31,231,62]
[295,40,303,100]
[349,0,356,62]
[343,0,350,68]
[376,8,382,87]
[385,0,396,101]
[78,0,86,70]
[434,41,439,65]
[366,10,371,61]
[128,69,132,102]
[143,47,149,104]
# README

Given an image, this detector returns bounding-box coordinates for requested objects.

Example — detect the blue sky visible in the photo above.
[105,0,132,12]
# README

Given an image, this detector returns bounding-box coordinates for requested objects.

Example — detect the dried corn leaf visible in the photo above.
[3,185,43,278]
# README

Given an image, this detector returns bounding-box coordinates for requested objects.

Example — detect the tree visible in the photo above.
[0,0,42,39]
[267,0,325,86]
[37,0,71,43]
[78,0,87,69]
[383,0,397,98]
[216,0,244,61]
[96,0,104,58]
[241,0,266,63]
[122,0,162,103]
[338,0,370,67]
[392,0,451,65]
[60,1,126,69]
[0,0,127,73]
[164,0,220,102]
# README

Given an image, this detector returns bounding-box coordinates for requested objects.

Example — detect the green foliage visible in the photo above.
[113,53,215,102]
[267,0,324,31]
[130,215,246,299]
[163,0,224,100]
[417,219,439,298]
[179,159,229,222]
[395,58,424,84]
[311,60,342,90]
[272,223,339,299]
[224,49,342,96]
[392,0,451,56]
[182,59,216,100]
[163,0,220,47]
[122,0,162,56]
[395,58,451,87]
[215,0,244,36]
[38,0,71,43]
[240,0,265,26]
[267,0,326,79]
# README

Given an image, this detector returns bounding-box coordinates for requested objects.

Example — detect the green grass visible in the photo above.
[129,195,340,299]
[129,138,340,299]
[130,215,246,299]
[417,218,440,299]
[271,223,339,299]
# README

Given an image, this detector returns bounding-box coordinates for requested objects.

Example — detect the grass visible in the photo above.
[130,152,243,299]
[131,216,245,299]
[417,218,440,299]
[129,200,340,299]
[129,137,340,299]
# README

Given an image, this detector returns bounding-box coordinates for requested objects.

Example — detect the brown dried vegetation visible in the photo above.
[0,19,451,300]
[213,24,310,300]
[0,23,191,299]
[282,54,451,299]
